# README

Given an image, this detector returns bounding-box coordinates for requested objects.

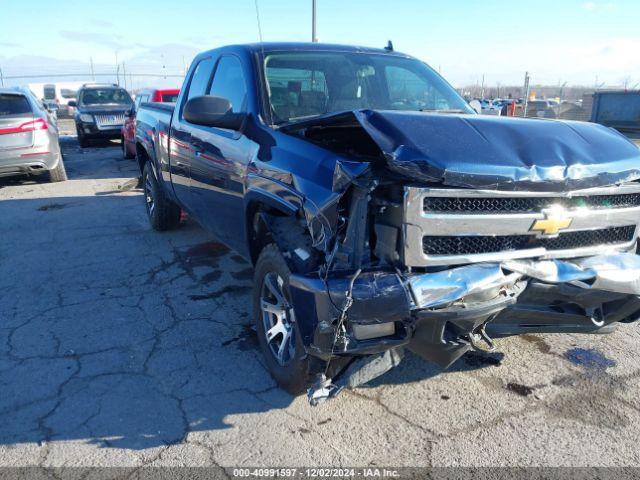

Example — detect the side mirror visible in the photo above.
[469,99,482,114]
[183,95,245,130]
[67,100,77,107]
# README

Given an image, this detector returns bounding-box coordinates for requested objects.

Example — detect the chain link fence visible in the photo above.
[458,73,640,127]
[2,64,638,135]
[0,62,186,93]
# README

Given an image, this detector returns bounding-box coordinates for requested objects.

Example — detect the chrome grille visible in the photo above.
[95,114,125,128]
[423,194,640,214]
[404,185,640,267]
[423,226,636,256]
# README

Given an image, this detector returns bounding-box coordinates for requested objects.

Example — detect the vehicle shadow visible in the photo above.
[0,143,501,451]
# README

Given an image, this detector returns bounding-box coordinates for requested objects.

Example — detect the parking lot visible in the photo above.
[1,120,640,468]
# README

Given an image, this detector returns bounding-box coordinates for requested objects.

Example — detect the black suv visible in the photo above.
[69,84,133,147]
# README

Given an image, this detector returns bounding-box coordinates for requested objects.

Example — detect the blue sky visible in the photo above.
[0,0,639,87]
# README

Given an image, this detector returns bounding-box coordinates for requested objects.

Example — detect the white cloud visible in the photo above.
[415,35,640,87]
[582,2,617,11]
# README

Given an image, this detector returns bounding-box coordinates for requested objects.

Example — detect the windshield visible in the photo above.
[79,88,133,106]
[61,89,77,99]
[263,51,473,125]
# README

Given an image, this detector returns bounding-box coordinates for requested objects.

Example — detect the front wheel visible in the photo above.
[253,244,315,394]
[142,162,181,231]
[77,129,89,148]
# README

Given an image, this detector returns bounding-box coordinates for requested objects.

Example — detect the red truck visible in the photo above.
[121,88,179,159]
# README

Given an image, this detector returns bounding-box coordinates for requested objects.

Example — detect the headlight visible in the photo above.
[79,113,94,123]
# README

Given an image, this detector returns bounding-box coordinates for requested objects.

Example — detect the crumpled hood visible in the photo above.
[352,110,640,191]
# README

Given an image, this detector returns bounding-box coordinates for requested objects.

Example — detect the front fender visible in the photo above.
[244,172,303,216]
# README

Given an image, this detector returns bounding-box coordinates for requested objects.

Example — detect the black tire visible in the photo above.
[142,162,181,231]
[48,157,68,182]
[253,244,314,395]
[122,136,135,159]
[77,129,89,148]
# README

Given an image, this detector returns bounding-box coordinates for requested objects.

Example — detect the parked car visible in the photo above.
[121,88,180,159]
[477,98,501,115]
[0,87,66,182]
[136,42,640,404]
[69,84,133,147]
[526,99,557,118]
[28,82,85,118]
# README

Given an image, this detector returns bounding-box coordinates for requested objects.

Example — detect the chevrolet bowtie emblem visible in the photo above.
[530,211,573,236]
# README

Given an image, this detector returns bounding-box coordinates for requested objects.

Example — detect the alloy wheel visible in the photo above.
[260,272,296,366]
[144,175,155,217]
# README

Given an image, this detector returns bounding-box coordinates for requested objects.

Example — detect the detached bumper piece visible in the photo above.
[289,253,640,404]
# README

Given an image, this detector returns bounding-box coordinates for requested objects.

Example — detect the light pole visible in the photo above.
[523,72,531,117]
[115,51,120,85]
[312,0,318,42]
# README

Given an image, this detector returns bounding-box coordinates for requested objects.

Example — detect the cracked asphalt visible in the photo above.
[2,121,640,468]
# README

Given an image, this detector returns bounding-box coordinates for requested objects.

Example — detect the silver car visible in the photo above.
[0,87,67,182]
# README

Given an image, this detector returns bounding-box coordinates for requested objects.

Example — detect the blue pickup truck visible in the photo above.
[136,42,640,403]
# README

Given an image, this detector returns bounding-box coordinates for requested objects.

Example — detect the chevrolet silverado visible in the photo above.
[135,43,640,404]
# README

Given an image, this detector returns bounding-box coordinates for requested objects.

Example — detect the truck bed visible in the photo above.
[139,102,175,113]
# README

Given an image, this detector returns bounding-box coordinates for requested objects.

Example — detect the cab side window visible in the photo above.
[135,94,148,109]
[187,57,215,101]
[208,56,248,113]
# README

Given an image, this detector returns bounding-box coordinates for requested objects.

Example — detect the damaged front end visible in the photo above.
[275,109,640,404]
[291,253,640,404]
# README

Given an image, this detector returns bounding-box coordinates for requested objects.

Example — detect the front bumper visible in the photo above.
[77,122,122,139]
[289,252,640,369]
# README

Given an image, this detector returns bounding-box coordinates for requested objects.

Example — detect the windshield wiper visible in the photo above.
[275,113,326,128]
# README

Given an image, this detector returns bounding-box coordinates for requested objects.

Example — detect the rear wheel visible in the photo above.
[253,244,314,394]
[142,162,181,231]
[48,157,68,182]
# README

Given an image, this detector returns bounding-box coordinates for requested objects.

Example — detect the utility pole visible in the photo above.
[122,62,127,90]
[480,74,485,99]
[558,81,567,101]
[115,51,119,85]
[523,71,531,117]
[0,66,4,87]
[89,57,95,81]
[312,0,318,42]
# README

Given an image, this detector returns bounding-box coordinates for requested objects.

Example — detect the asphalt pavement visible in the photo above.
[1,121,640,468]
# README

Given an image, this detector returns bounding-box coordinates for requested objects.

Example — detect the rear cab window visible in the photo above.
[160,93,179,103]
[265,65,327,122]
[0,94,31,116]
